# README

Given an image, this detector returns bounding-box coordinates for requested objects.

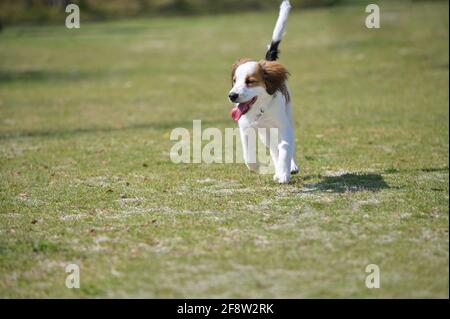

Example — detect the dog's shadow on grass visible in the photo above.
[295,173,390,193]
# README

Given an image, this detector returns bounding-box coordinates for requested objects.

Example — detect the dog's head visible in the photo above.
[229,59,289,121]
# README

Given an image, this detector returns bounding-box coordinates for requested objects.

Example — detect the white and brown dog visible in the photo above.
[229,0,298,184]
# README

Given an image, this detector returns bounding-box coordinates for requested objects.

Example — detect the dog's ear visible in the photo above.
[231,58,252,86]
[258,60,289,95]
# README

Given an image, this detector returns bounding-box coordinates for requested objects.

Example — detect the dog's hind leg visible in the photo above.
[285,100,298,175]
[291,158,299,175]
[274,126,294,184]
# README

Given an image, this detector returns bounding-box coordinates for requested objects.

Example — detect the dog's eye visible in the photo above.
[246,80,256,85]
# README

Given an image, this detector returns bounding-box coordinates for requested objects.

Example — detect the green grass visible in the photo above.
[0,0,448,298]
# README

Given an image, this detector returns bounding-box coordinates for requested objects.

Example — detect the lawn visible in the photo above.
[0,0,448,298]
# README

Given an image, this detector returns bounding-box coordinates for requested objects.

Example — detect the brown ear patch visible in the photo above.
[258,60,289,95]
[231,58,252,86]
[245,63,266,88]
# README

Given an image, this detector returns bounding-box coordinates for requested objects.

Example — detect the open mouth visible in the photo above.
[230,97,258,121]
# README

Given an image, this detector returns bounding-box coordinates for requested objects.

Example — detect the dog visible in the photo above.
[228,0,298,184]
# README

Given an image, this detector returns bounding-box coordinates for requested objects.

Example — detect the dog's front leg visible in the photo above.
[274,127,294,184]
[239,125,259,172]
[258,128,279,174]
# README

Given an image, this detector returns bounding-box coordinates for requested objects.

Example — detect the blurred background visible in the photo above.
[1,0,442,27]
[0,0,338,26]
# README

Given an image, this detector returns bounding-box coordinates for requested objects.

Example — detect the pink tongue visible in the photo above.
[231,106,243,121]
[230,103,249,121]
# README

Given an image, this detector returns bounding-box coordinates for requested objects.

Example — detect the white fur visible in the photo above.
[229,62,298,184]
[228,0,297,184]
[272,0,291,43]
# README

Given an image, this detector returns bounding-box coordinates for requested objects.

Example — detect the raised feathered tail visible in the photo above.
[265,0,292,61]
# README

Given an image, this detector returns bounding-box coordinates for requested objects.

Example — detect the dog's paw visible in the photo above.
[273,173,291,184]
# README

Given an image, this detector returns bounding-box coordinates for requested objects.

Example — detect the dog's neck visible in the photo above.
[242,92,275,124]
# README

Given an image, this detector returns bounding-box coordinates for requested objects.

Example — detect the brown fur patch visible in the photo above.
[279,83,291,103]
[245,63,266,88]
[258,60,289,95]
[231,58,252,86]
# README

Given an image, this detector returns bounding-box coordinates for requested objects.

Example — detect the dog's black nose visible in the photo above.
[228,93,239,102]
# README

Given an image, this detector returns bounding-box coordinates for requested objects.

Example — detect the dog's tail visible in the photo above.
[265,0,292,61]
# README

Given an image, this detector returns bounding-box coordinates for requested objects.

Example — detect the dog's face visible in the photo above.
[229,59,289,121]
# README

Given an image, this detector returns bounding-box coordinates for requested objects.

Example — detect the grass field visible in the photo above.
[0,0,448,298]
